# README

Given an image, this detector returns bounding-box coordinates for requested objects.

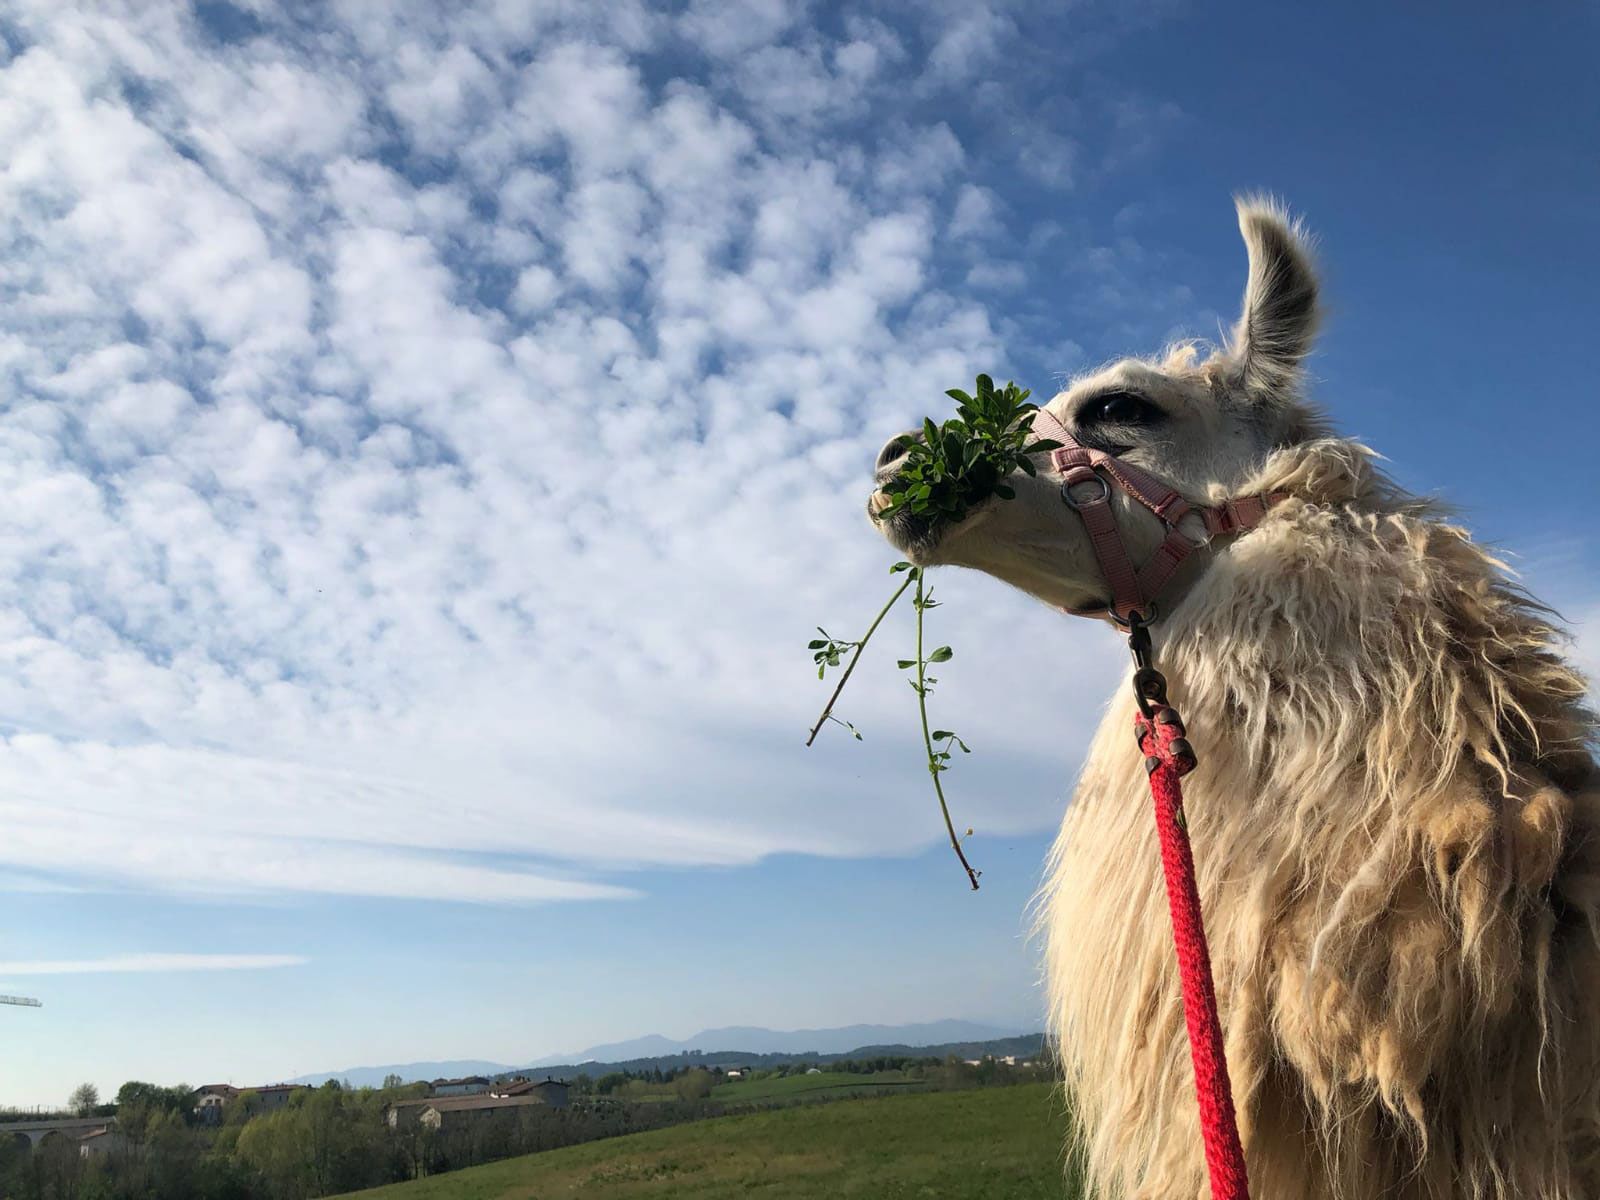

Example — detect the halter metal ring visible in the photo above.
[1109,603,1159,629]
[1060,473,1111,509]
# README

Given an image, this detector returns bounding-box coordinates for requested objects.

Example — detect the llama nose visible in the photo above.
[875,431,918,474]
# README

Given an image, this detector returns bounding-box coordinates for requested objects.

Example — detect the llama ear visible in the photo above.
[1225,197,1319,399]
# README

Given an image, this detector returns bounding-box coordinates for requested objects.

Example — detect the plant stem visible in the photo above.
[915,570,981,891]
[805,573,915,747]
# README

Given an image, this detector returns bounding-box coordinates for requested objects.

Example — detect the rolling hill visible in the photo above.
[332,1083,1080,1199]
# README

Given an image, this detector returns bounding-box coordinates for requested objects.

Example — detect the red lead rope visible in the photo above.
[1136,697,1250,1200]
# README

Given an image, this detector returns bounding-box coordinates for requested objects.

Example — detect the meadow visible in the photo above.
[333,1083,1082,1199]
[709,1068,920,1104]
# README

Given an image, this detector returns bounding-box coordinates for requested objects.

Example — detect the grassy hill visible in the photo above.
[708,1069,920,1104]
[335,1084,1082,1199]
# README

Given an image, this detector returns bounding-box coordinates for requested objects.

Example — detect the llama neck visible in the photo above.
[1152,463,1590,808]
[1044,441,1597,1200]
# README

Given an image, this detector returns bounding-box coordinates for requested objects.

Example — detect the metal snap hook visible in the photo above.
[1109,603,1159,630]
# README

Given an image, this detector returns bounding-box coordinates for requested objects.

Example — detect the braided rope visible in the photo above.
[1137,703,1250,1200]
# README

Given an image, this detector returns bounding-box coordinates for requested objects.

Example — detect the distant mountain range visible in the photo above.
[547,1019,1023,1064]
[290,1020,1031,1088]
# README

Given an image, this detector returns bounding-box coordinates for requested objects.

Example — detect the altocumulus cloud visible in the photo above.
[0,1,1134,903]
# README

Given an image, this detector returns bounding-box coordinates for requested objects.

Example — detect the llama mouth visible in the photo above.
[868,489,948,556]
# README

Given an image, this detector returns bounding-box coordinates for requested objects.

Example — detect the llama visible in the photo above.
[870,199,1600,1198]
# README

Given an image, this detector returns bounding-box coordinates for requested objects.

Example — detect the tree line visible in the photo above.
[1,1057,1052,1200]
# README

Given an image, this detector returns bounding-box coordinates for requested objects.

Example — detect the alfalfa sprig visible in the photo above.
[806,374,1057,890]
[806,566,916,746]
[904,565,981,888]
[876,374,1058,523]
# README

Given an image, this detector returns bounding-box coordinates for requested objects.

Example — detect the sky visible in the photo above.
[1,0,1595,1108]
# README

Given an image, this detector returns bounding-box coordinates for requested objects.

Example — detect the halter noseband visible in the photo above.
[1028,405,1287,624]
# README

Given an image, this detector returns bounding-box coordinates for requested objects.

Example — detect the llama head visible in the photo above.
[870,197,1327,614]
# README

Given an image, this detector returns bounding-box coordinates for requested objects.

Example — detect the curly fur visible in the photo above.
[1039,439,1600,1198]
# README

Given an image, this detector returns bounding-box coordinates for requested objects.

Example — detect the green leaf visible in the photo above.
[931,730,954,740]
[897,659,916,669]
[889,561,913,573]
[929,645,953,662]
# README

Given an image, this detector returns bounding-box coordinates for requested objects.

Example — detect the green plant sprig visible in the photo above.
[805,563,916,748]
[807,373,1050,890]
[807,561,979,888]
[906,568,980,890]
[876,374,1058,525]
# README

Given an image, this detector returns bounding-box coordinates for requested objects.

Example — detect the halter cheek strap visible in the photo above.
[1028,406,1287,621]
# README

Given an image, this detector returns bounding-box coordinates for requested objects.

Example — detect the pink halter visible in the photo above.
[1028,405,1287,622]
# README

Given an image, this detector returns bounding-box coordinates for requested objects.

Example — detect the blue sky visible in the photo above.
[1,0,1595,1107]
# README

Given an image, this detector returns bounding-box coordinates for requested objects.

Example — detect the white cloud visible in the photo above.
[949,183,1002,240]
[679,0,800,58]
[965,261,1030,291]
[0,954,308,975]
[1573,607,1600,701]
[1018,127,1078,190]
[0,0,1147,907]
[924,9,1015,85]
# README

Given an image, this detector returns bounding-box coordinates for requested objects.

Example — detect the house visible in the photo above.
[428,1075,490,1096]
[77,1128,126,1159]
[192,1082,307,1123]
[384,1099,433,1130]
[246,1084,309,1112]
[415,1095,564,1131]
[489,1077,568,1105]
[194,1084,239,1124]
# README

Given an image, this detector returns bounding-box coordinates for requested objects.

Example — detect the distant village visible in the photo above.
[4,1072,571,1159]
[2,1039,1050,1199]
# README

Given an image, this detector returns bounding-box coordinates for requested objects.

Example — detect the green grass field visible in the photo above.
[335,1084,1082,1199]
[708,1069,920,1104]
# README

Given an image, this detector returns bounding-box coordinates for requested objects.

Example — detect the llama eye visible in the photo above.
[1080,391,1161,426]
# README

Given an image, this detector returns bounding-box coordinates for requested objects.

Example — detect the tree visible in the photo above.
[673,1069,712,1102]
[382,1074,404,1091]
[70,1081,101,1115]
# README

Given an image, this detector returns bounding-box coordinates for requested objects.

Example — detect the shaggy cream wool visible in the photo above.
[1040,439,1599,1197]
